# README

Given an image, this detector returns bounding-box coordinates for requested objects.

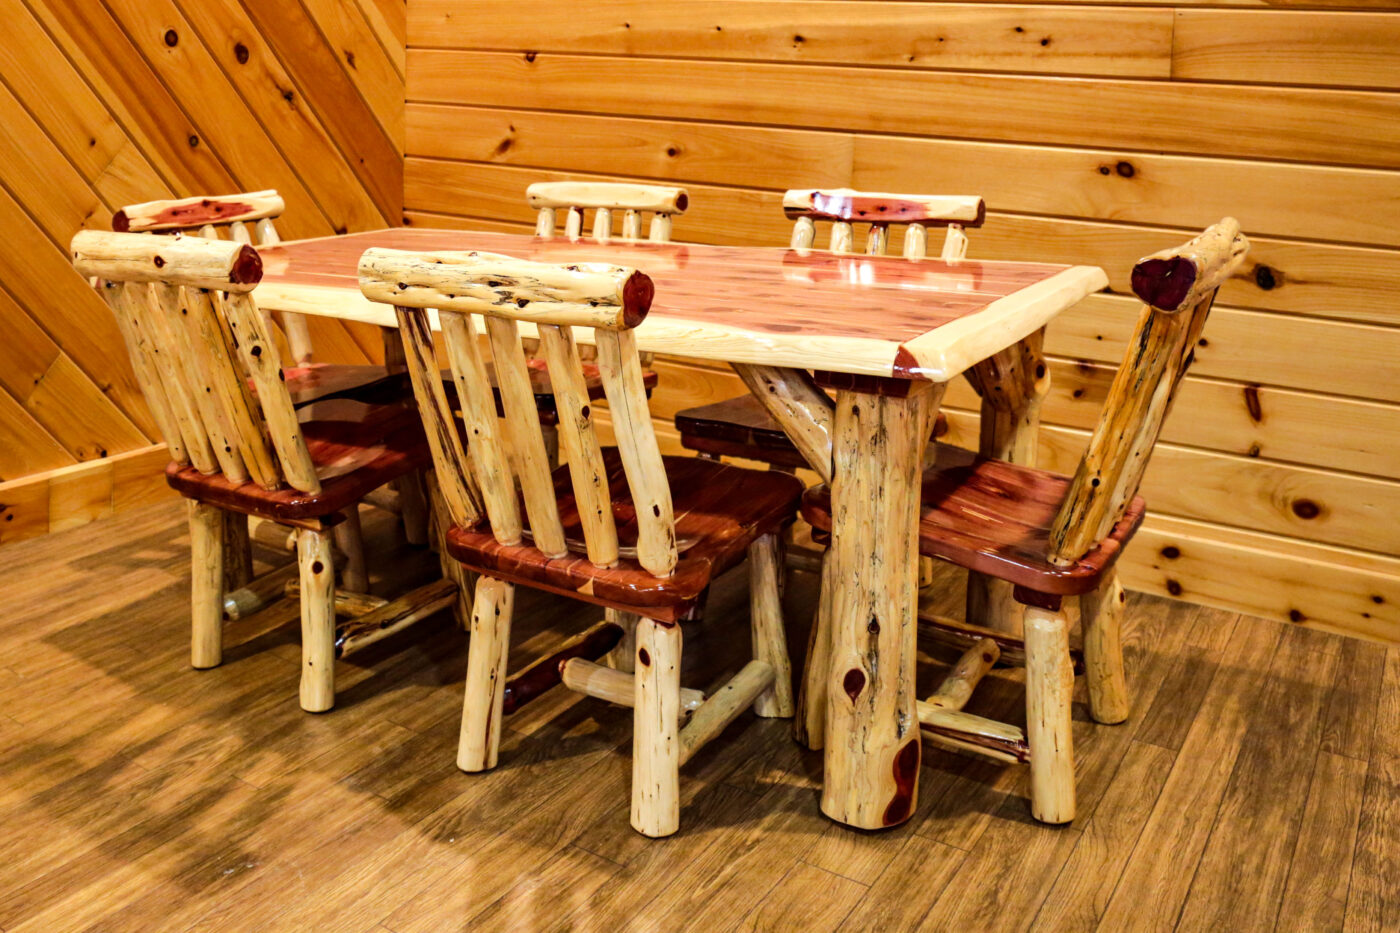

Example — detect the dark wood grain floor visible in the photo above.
[0,500,1395,932]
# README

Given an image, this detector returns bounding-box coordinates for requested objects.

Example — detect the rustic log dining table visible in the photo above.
[254,227,1108,830]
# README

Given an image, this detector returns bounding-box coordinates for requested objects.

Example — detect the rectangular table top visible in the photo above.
[256,228,1107,382]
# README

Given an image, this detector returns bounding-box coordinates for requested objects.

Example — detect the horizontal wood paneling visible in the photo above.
[0,0,403,537]
[1173,11,1400,89]
[407,1,1400,641]
[410,0,1176,77]
[410,50,1400,168]
[410,105,1400,249]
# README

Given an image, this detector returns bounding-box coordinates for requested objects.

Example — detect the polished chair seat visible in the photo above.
[801,442,1146,596]
[166,397,432,522]
[447,449,803,621]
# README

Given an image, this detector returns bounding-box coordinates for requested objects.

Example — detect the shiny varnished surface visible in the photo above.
[256,229,1105,380]
[165,398,431,521]
[446,450,803,622]
[802,442,1146,596]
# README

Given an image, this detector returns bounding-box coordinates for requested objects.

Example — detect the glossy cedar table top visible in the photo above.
[256,229,1107,382]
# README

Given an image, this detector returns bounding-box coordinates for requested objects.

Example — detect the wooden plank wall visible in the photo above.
[403,0,1400,643]
[0,0,404,543]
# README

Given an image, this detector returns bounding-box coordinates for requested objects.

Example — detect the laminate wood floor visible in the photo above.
[0,500,1395,932]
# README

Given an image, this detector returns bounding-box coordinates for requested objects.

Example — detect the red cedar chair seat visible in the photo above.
[801,442,1146,597]
[166,397,432,522]
[446,449,803,621]
[281,363,407,407]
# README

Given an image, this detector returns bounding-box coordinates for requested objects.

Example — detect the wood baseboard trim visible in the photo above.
[0,445,173,546]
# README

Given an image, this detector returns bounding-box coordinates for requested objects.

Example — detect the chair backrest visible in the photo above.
[71,229,320,494]
[1047,218,1250,564]
[783,188,985,260]
[111,190,314,364]
[359,249,677,576]
[113,189,286,246]
[528,182,688,244]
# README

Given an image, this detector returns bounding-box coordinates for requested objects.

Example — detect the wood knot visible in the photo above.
[311,561,324,575]
[1115,160,1134,178]
[842,668,865,701]
[1254,264,1279,290]
[1160,545,1180,559]
[1289,609,1306,623]
[637,648,651,666]
[1291,499,1321,520]
[234,42,249,64]
[164,29,178,46]
[1166,579,1182,596]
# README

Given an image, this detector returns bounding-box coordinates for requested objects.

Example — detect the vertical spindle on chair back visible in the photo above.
[111,191,314,363]
[783,189,985,260]
[71,229,319,495]
[1047,218,1250,564]
[359,249,677,576]
[527,182,689,244]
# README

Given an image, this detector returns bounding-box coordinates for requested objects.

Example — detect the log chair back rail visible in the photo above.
[70,229,450,713]
[527,181,689,244]
[112,191,431,565]
[524,180,684,390]
[359,247,801,837]
[799,218,1250,824]
[110,190,321,364]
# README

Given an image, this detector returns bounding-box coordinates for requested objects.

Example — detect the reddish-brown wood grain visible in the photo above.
[165,398,430,521]
[447,450,802,621]
[258,228,1073,351]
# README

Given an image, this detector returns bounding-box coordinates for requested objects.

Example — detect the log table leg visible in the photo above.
[963,329,1049,636]
[821,379,943,829]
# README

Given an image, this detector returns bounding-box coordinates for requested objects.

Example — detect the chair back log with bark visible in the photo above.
[798,218,1250,825]
[359,247,802,837]
[71,229,446,713]
[527,181,689,243]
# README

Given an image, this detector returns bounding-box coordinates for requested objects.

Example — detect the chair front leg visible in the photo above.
[632,617,682,837]
[1023,601,1076,823]
[297,527,337,712]
[1081,570,1130,724]
[458,576,514,772]
[188,502,225,670]
[748,533,794,718]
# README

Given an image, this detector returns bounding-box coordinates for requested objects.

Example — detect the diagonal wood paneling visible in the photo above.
[0,0,403,540]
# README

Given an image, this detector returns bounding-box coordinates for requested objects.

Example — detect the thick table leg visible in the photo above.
[963,329,1049,636]
[822,381,943,829]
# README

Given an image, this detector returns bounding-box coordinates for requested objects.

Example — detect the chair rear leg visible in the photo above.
[188,502,225,670]
[632,617,682,837]
[1024,602,1076,823]
[458,576,514,772]
[333,505,369,593]
[394,472,430,547]
[1081,570,1130,724]
[604,609,640,673]
[748,533,794,718]
[297,527,337,712]
[222,511,253,590]
[794,551,833,749]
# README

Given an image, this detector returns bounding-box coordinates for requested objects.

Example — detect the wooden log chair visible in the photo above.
[798,219,1251,823]
[113,189,432,552]
[359,246,802,837]
[524,181,683,462]
[71,230,458,713]
[674,188,980,467]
